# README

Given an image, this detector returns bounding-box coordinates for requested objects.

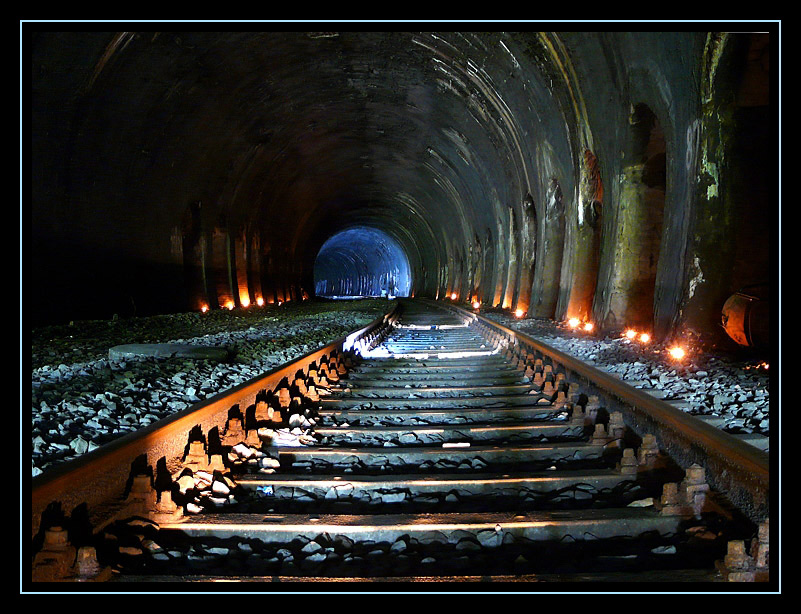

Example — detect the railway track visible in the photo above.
[30,300,771,585]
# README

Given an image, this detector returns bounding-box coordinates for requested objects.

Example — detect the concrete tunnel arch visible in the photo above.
[313,227,412,298]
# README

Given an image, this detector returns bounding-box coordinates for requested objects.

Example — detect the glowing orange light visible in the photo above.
[473,301,481,309]
[256,297,265,307]
[224,300,235,311]
[583,322,594,332]
[515,309,524,318]
[567,318,580,329]
[451,292,457,300]
[639,333,651,343]
[624,329,637,339]
[241,297,251,308]
[200,305,209,313]
[668,346,686,360]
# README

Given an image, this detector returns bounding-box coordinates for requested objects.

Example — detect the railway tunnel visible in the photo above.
[28,28,778,586]
[31,30,774,349]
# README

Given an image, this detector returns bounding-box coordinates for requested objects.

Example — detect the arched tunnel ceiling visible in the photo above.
[32,28,773,344]
[32,31,575,303]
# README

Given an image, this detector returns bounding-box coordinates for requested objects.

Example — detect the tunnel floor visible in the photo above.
[30,299,769,480]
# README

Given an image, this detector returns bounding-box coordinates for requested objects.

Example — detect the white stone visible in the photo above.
[302,541,323,554]
[232,443,255,458]
[211,480,230,496]
[177,474,195,493]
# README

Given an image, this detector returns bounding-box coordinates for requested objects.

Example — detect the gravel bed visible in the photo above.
[30,299,391,477]
[481,310,771,442]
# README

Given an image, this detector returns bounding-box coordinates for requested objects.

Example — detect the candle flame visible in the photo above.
[583,322,594,332]
[567,318,580,329]
[639,333,650,343]
[473,301,481,309]
[451,292,457,300]
[256,297,265,306]
[624,329,637,339]
[515,308,524,318]
[668,346,686,360]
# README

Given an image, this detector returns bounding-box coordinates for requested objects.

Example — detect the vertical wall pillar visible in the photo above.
[261,245,278,304]
[212,221,235,309]
[480,231,494,305]
[181,201,208,311]
[469,234,482,303]
[559,150,604,321]
[248,232,263,304]
[530,179,565,319]
[492,218,506,307]
[235,229,251,307]
[502,206,517,309]
[515,194,538,314]
[591,104,667,333]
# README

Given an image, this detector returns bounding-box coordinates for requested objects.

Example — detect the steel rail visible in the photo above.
[31,302,400,537]
[425,299,770,522]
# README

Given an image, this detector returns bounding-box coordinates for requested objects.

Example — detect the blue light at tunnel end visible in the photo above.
[313,226,412,298]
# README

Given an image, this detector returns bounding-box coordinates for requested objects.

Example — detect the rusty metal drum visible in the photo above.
[721,286,770,348]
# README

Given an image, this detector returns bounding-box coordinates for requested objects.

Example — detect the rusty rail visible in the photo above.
[31,302,400,537]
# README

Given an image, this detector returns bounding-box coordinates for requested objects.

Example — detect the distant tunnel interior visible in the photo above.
[30,30,774,349]
[314,227,412,298]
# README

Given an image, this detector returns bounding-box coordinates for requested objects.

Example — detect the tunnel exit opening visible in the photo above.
[313,226,412,299]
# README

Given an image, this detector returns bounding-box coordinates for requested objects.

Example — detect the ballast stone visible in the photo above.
[108,343,230,362]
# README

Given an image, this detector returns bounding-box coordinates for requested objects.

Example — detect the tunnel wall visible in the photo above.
[30,30,774,349]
